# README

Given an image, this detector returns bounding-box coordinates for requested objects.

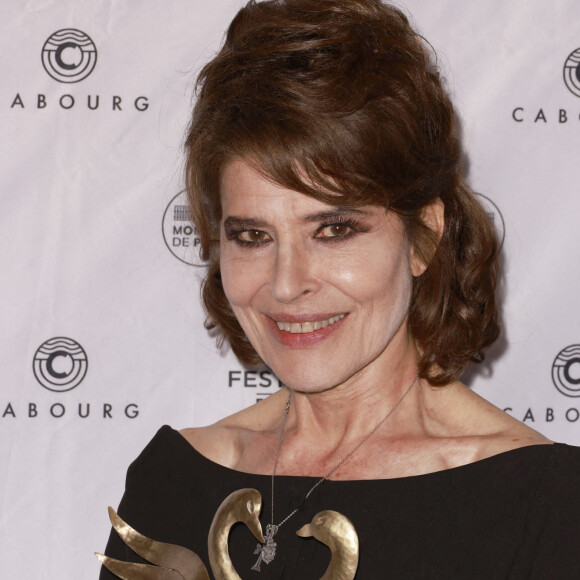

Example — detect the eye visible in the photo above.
[316,222,355,239]
[237,229,272,245]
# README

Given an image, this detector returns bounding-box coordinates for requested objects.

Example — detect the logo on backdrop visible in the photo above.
[1,336,140,420]
[511,47,580,123]
[162,191,206,266]
[8,29,148,112]
[228,368,285,403]
[32,337,88,392]
[503,344,580,424]
[41,29,97,83]
[563,48,580,98]
[475,193,506,248]
[552,344,580,398]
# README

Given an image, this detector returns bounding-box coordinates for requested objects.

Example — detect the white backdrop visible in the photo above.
[1,1,579,577]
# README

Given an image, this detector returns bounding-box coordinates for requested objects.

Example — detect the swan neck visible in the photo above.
[321,538,358,580]
[208,511,241,580]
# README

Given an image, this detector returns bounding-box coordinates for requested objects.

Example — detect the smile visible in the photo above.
[275,314,346,334]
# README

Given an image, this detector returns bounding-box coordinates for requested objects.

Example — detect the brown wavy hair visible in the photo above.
[185,0,500,386]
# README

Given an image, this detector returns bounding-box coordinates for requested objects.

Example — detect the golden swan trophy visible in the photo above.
[96,489,359,579]
[297,511,359,580]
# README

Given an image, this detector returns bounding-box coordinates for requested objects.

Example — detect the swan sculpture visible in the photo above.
[96,488,264,580]
[296,510,359,580]
[97,490,360,579]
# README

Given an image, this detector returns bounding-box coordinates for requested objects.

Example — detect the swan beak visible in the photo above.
[295,523,313,538]
[244,492,265,543]
[248,514,265,543]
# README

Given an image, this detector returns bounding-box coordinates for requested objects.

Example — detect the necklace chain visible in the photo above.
[252,373,418,571]
[271,373,418,529]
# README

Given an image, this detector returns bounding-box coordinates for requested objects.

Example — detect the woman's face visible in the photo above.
[219,158,417,392]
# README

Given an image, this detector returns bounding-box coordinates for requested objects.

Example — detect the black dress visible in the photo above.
[99,426,580,579]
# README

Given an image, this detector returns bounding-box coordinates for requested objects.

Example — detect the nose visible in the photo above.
[270,243,315,303]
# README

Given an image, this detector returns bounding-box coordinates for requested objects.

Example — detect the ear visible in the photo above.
[410,198,445,277]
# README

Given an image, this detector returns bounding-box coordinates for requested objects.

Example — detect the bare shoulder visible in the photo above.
[480,412,552,458]
[179,423,242,469]
[461,385,552,451]
[424,382,552,466]
[179,389,289,469]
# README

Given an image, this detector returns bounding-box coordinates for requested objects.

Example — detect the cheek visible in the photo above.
[219,249,266,313]
[345,253,414,344]
[219,249,246,307]
[358,257,413,350]
[336,243,412,304]
[220,257,260,344]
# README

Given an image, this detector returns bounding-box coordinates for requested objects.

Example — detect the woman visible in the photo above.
[100,0,580,577]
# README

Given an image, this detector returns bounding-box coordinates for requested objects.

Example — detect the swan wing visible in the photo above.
[106,507,210,580]
[95,553,185,580]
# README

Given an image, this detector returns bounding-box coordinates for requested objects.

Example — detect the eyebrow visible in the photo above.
[222,207,368,231]
[302,207,367,223]
[222,217,268,231]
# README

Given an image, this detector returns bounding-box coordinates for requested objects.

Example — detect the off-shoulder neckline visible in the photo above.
[161,425,560,484]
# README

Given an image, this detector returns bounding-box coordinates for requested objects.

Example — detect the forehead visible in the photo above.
[218,158,408,244]
[220,158,367,219]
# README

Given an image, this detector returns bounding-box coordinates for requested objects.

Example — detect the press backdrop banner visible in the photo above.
[1,1,579,577]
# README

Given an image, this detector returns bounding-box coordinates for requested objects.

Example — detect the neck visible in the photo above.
[286,339,419,451]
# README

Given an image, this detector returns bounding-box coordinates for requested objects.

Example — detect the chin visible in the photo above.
[266,357,355,394]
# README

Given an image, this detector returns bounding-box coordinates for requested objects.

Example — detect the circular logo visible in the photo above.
[563,48,580,98]
[33,337,88,392]
[162,191,207,266]
[475,192,506,249]
[41,29,97,83]
[552,344,580,397]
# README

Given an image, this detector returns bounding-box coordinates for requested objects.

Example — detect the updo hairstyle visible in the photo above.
[185,0,500,386]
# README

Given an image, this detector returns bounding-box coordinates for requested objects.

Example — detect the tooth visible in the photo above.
[274,314,347,333]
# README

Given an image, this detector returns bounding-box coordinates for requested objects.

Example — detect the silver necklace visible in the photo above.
[251,374,418,571]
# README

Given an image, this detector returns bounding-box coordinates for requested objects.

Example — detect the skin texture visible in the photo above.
[219,158,418,393]
[182,159,550,481]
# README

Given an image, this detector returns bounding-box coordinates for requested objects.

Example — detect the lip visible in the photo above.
[264,312,349,348]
